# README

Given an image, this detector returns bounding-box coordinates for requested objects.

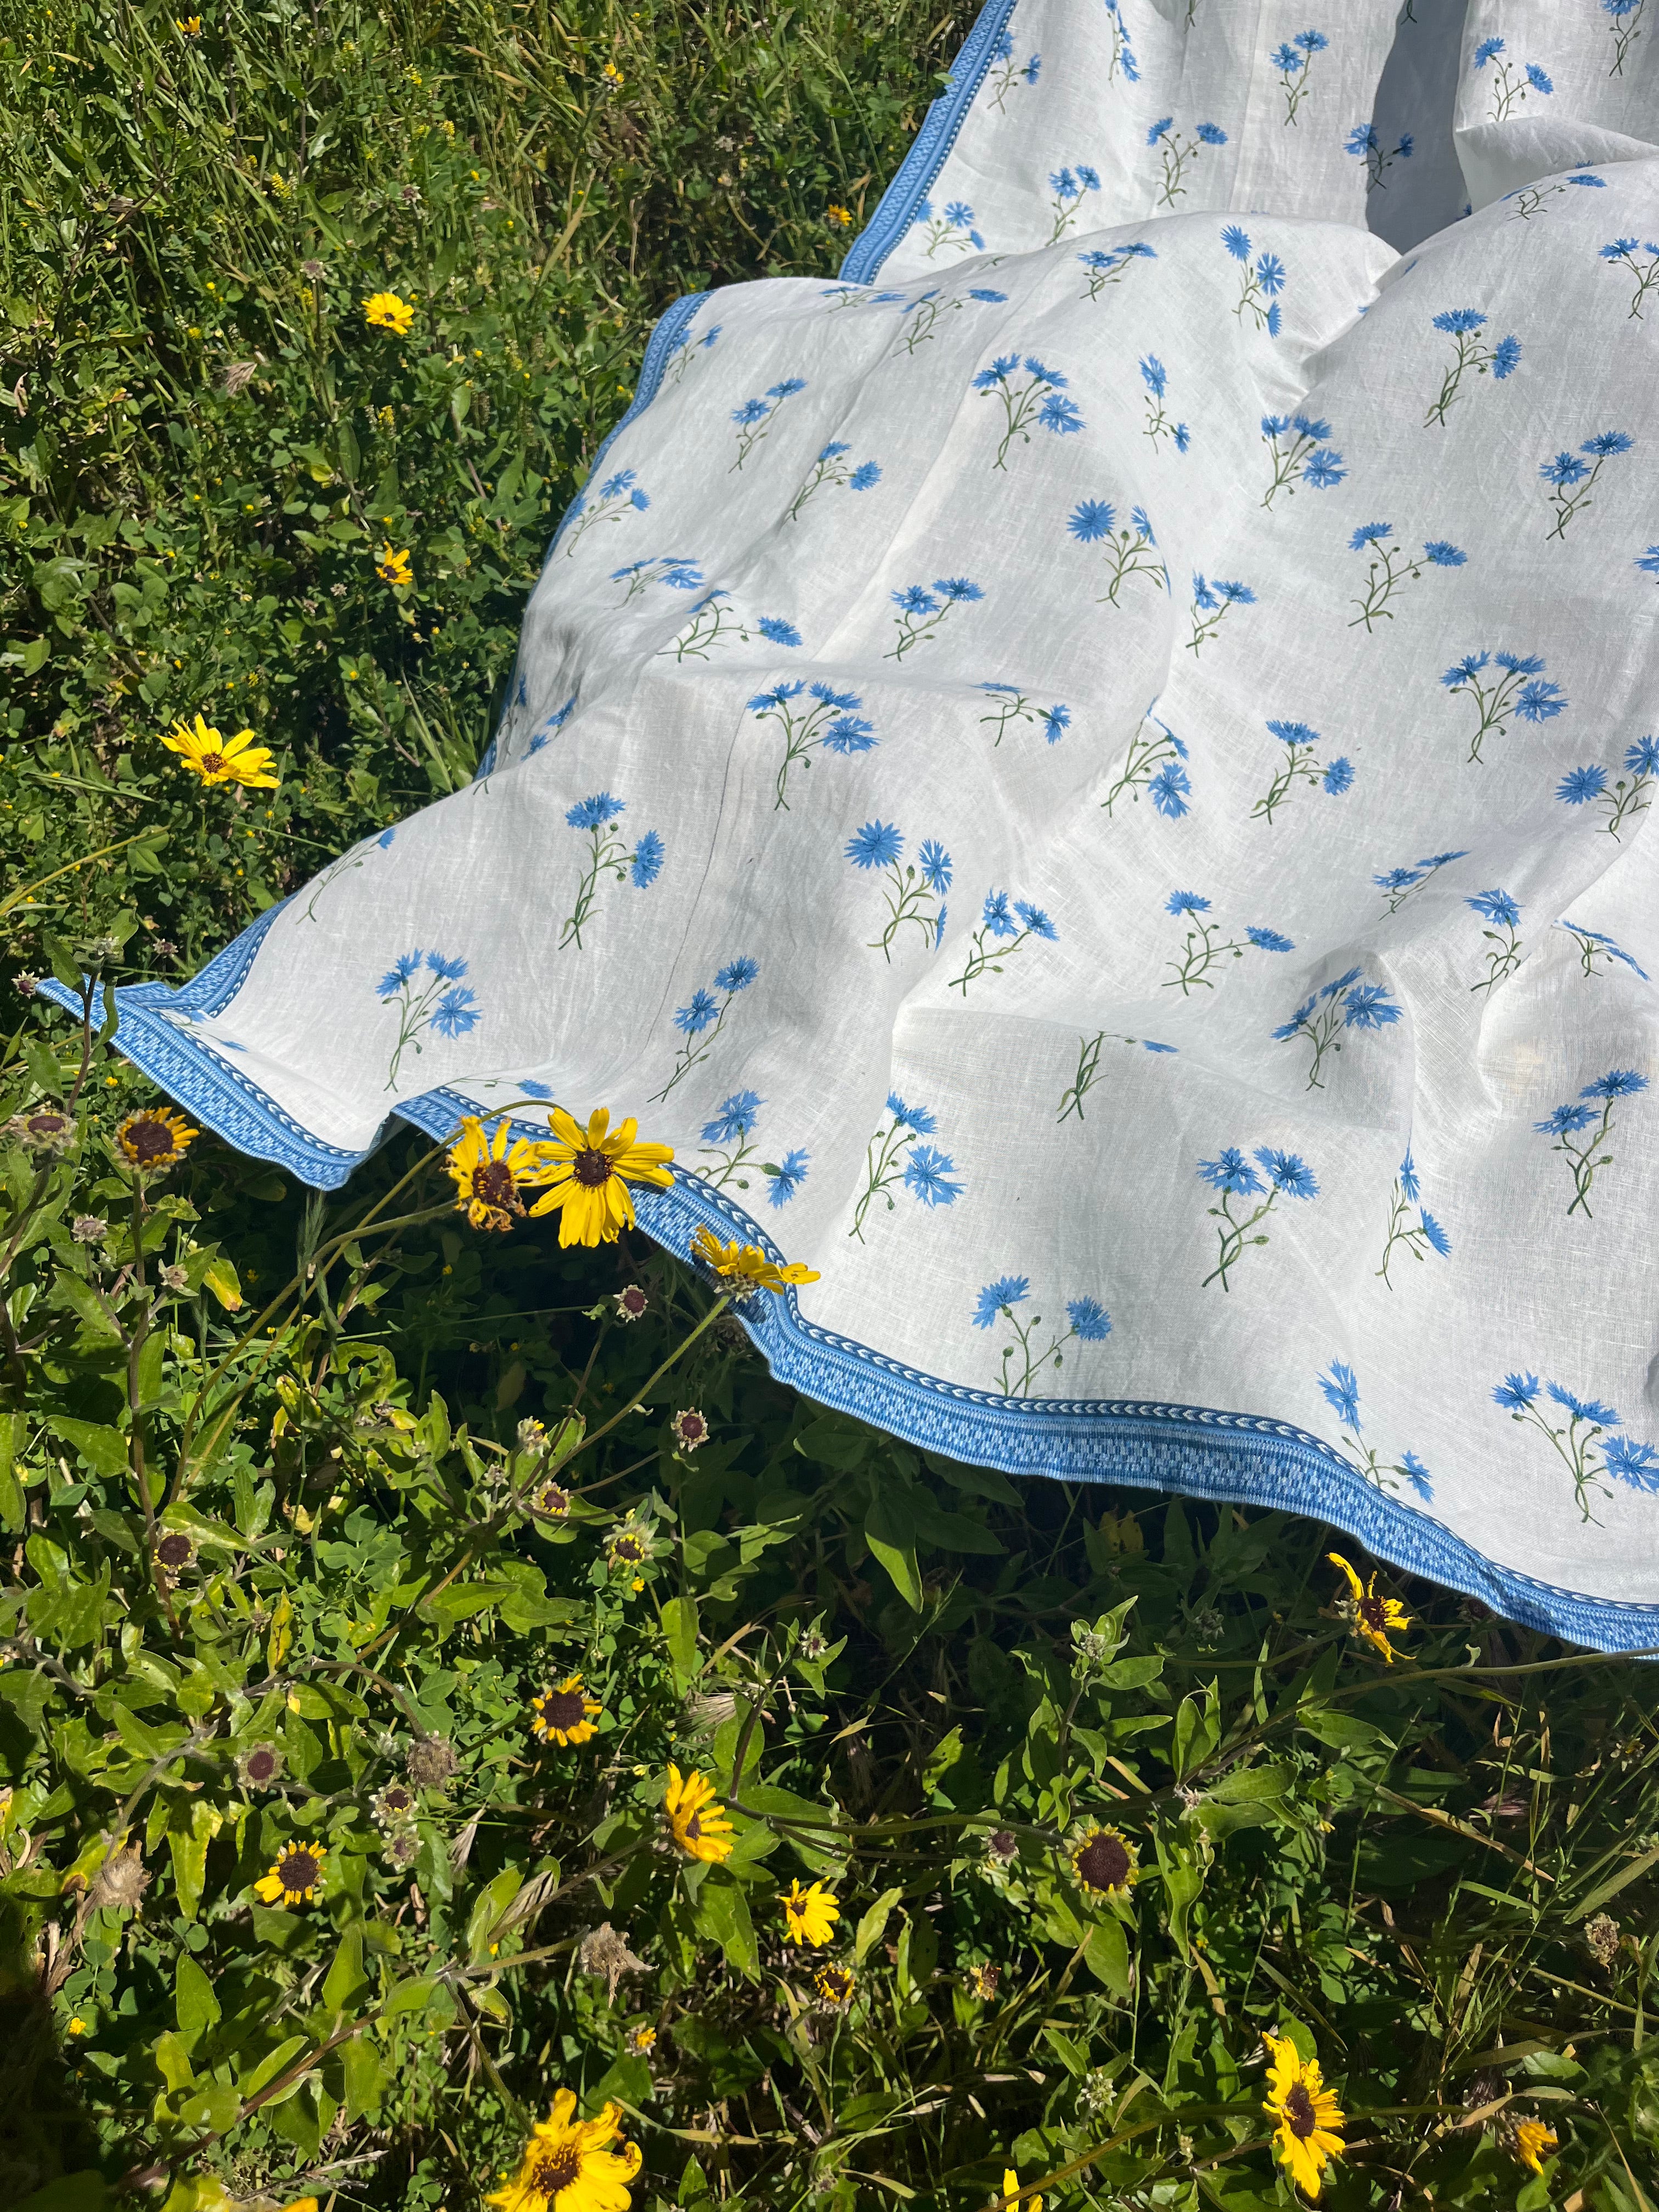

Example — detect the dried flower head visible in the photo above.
[580,1920,648,2003]
[373,1780,418,1830]
[445,1114,550,1232]
[237,1742,285,1791]
[1584,1910,1621,1967]
[153,1529,196,1575]
[223,358,259,396]
[405,1734,457,1790]
[8,1108,76,1158]
[984,1827,1020,1869]
[88,1843,150,1911]
[383,1827,420,1870]
[614,1283,648,1323]
[71,1215,108,1243]
[157,1262,190,1293]
[625,2022,656,2055]
[528,1477,573,1520]
[687,1689,737,1733]
[670,1408,709,1452]
[964,1961,1000,2000]
[13,973,40,997]
[516,1416,549,1458]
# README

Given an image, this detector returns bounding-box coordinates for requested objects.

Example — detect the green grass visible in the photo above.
[2,8,1659,2212]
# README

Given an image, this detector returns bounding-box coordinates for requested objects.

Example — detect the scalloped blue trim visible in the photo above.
[839,0,1016,285]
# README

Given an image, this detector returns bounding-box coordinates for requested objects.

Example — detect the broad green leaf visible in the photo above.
[854,1885,903,1965]
[45,1414,127,1475]
[167,1802,223,1922]
[201,1256,243,1311]
[693,1870,759,1981]
[341,2028,386,2120]
[865,1492,922,1611]
[322,1925,368,2013]
[662,1594,702,1690]
[174,1953,221,2046]
[1084,1915,1132,1995]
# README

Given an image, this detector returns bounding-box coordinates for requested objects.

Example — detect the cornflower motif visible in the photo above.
[1068,498,1167,605]
[1186,573,1256,655]
[1252,719,1352,823]
[1163,891,1295,995]
[689,1224,820,1297]
[445,1115,554,1232]
[1259,413,1343,505]
[1542,428,1635,538]
[914,197,985,258]
[977,684,1072,747]
[653,956,760,1100]
[559,793,662,948]
[779,1880,840,1945]
[484,2091,642,2212]
[1137,353,1188,452]
[1465,889,1523,995]
[162,712,280,789]
[695,1087,766,1192]
[1221,227,1286,335]
[254,1839,326,1907]
[1104,0,1137,82]
[663,591,800,661]
[115,1108,198,1173]
[844,820,951,959]
[974,1277,1111,1394]
[886,575,984,660]
[1274,29,1328,125]
[851,1092,962,1239]
[376,949,478,1090]
[1347,523,1465,630]
[561,466,650,558]
[1077,240,1156,302]
[786,442,881,518]
[1376,1148,1451,1285]
[1148,116,1227,209]
[1424,308,1522,427]
[973,353,1083,467]
[526,1106,674,1247]
[950,888,1058,994]
[612,553,704,603]
[1605,0,1646,76]
[1556,735,1658,838]
[363,289,414,333]
[1601,235,1659,319]
[1273,968,1400,1089]
[765,1148,810,1208]
[530,1677,602,1747]
[1505,172,1608,221]
[984,28,1042,111]
[729,376,807,471]
[1197,1144,1318,1291]
[1046,163,1101,244]
[1534,1068,1648,1218]
[1476,38,1554,123]
[1263,2032,1346,2197]
[1492,1369,1658,1519]
[1345,121,1412,190]
[663,1765,734,1862]
[1556,918,1650,982]
[750,679,876,809]
[375,543,413,586]
[663,314,720,389]
[1102,709,1187,816]
[895,284,1008,356]
[1317,1369,1432,1501]
[1441,648,1563,763]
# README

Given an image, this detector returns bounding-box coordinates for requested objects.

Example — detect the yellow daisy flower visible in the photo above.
[116,1107,199,1173]
[175,15,202,31]
[600,60,624,89]
[1070,1824,1137,1898]
[162,712,280,789]
[814,1962,855,2008]
[826,204,853,227]
[376,543,414,586]
[1513,2119,1558,2173]
[531,1677,602,1747]
[1262,2032,1345,2199]
[364,290,416,334]
[625,2023,656,2054]
[1001,2169,1041,2212]
[1328,1551,1412,1663]
[445,1114,551,1232]
[527,1107,674,1248]
[278,2200,320,2212]
[253,1838,326,1907]
[779,1878,839,1946]
[689,1225,820,1297]
[486,2090,642,2212]
[663,1764,734,1864]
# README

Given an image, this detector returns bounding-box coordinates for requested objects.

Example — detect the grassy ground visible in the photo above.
[2,7,1658,2212]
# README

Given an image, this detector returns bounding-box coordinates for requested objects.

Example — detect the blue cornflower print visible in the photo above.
[973,354,1084,469]
[1067,496,1167,606]
[1186,574,1256,656]
[951,888,1059,994]
[654,956,760,1101]
[984,26,1041,111]
[1348,522,1465,630]
[1104,0,1138,83]
[1260,413,1344,506]
[1557,917,1651,983]
[1046,163,1101,244]
[1442,648,1563,763]
[1424,307,1522,427]
[894,281,1008,355]
[1536,1068,1648,1217]
[1235,242,1289,341]
[977,684,1074,747]
[1605,0,1646,76]
[1493,1366,1654,1521]
[1477,38,1553,122]
[1274,28,1328,125]
[752,680,877,810]
[702,1089,763,1146]
[765,1148,810,1208]
[695,1089,803,1201]
[1252,718,1353,823]
[1464,888,1523,995]
[302,818,399,922]
[1314,1359,1432,1498]
[1601,238,1659,320]
[1198,1142,1318,1291]
[1639,545,1659,583]
[786,443,882,519]
[905,1146,963,1206]
[1103,709,1188,816]
[1372,848,1467,913]
[914,196,985,259]
[612,554,706,605]
[1377,1147,1452,1286]
[663,591,804,662]
[521,693,577,759]
[847,822,950,959]
[1272,967,1401,1089]
[560,792,663,951]
[1078,239,1156,303]
[1163,891,1296,995]
[1556,736,1657,838]
[1542,431,1634,537]
[886,575,984,661]
[561,467,650,557]
[1138,354,1189,453]
[1319,1359,1361,1428]
[851,1094,963,1237]
[377,949,479,1090]
[1149,117,1227,208]
[663,314,722,390]
[729,377,807,472]
[1505,171,1609,222]
[975,1277,1112,1393]
[1346,121,1413,191]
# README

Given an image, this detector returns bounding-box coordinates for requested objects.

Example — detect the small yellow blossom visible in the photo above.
[826,204,853,227]
[162,712,279,789]
[689,1224,820,1297]
[1000,2169,1041,2212]
[116,1108,199,1173]
[814,1962,855,2008]
[487,2091,642,2212]
[531,1677,602,1747]
[445,1114,550,1230]
[364,290,416,334]
[1263,2032,1345,2199]
[780,1879,839,1946]
[527,1107,674,1247]
[1328,1551,1412,1663]
[175,14,201,31]
[663,1764,734,1863]
[253,1839,326,1908]
[1513,2119,1558,2174]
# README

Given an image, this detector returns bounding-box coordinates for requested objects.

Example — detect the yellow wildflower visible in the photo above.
[531,1677,602,1747]
[1070,1824,1136,1898]
[527,1106,673,1247]
[486,2091,642,2212]
[162,712,279,789]
[1001,2170,1041,2212]
[814,1962,855,2008]
[779,1879,839,1946]
[1328,1551,1412,1663]
[175,14,201,31]
[376,542,413,586]
[116,1107,198,1173]
[253,1839,326,1907]
[625,2023,656,2055]
[1513,2119,1558,2174]
[1263,2032,1345,2199]
[445,1114,550,1232]
[826,204,853,227]
[363,290,415,334]
[663,1764,733,1864]
[689,1224,820,1296]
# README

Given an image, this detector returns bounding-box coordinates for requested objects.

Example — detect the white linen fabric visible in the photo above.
[65,0,1659,1648]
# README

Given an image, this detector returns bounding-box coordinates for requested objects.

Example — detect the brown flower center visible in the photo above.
[572,1145,614,1188]
[155,1532,193,1568]
[245,1748,279,1781]
[1075,1831,1131,1892]
[380,1785,413,1814]
[528,2144,583,2199]
[611,1534,647,1563]
[1283,2081,1318,2140]
[200,752,227,775]
[26,1112,70,1137]
[538,1689,587,1734]
[1359,1593,1390,1632]
[279,1849,320,1891]
[988,1829,1019,1863]
[473,1159,518,1208]
[125,1118,176,1164]
[682,1812,703,1842]
[536,1484,572,1516]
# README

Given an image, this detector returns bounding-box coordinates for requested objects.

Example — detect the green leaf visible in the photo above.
[152,2028,196,2093]
[865,1493,922,1611]
[693,1870,759,1981]
[167,1802,222,1922]
[661,1594,701,1690]
[322,1925,368,2013]
[854,1884,903,1965]
[381,1976,441,2015]
[44,1414,127,1475]
[1210,1763,1293,1804]
[1083,1915,1131,1995]
[341,2029,386,2121]
[236,2032,308,2096]
[13,2173,114,2212]
[174,1953,221,2046]
[0,1410,23,1533]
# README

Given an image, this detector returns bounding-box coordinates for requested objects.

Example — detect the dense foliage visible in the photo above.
[2,7,1657,2212]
